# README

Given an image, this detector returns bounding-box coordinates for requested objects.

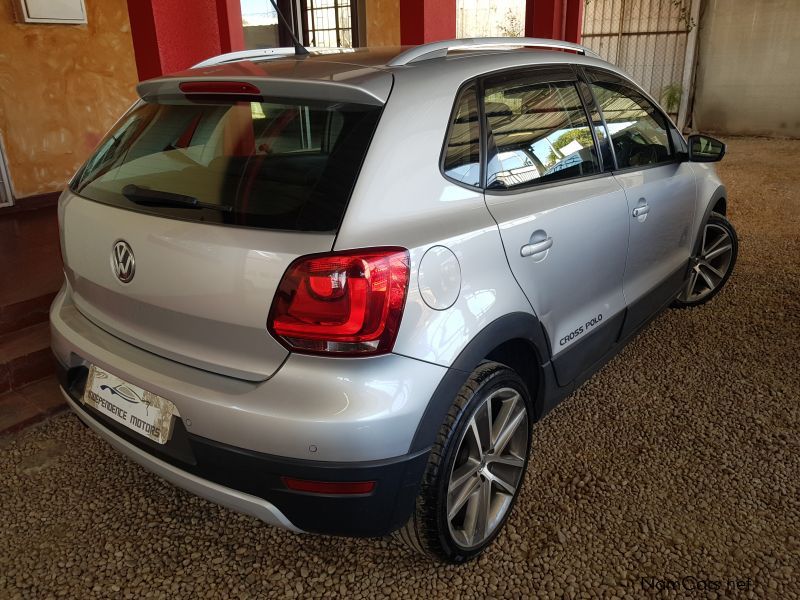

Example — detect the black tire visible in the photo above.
[672,212,738,308]
[397,361,533,563]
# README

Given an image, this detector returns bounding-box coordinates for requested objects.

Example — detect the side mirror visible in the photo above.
[687,134,726,162]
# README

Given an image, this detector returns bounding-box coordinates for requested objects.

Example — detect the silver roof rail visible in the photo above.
[193,46,358,69]
[193,48,298,68]
[387,37,600,67]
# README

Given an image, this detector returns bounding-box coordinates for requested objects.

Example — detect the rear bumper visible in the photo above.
[51,286,440,536]
[50,286,446,462]
[58,362,429,537]
[62,390,301,533]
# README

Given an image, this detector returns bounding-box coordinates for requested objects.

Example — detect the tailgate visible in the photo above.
[60,88,382,380]
[62,191,333,380]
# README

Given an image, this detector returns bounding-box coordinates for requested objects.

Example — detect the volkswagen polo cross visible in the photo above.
[51,38,736,563]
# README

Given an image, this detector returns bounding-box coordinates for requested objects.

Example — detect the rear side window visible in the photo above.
[589,81,673,169]
[483,78,600,190]
[442,84,481,187]
[72,100,382,231]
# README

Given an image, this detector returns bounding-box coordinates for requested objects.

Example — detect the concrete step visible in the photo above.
[0,204,62,430]
[0,292,57,336]
[0,202,61,336]
[0,376,66,436]
[0,321,53,394]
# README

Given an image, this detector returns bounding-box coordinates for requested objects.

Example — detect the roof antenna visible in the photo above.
[267,0,309,56]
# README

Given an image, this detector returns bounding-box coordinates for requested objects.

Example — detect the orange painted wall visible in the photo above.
[366,0,400,46]
[0,0,139,200]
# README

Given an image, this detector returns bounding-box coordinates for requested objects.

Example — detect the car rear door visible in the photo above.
[481,67,629,385]
[63,89,384,381]
[584,68,695,337]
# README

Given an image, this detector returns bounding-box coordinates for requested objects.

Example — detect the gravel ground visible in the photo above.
[2,138,799,599]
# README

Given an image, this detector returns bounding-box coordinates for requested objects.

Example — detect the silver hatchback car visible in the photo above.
[51,38,737,563]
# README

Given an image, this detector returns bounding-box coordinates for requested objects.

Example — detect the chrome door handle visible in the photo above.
[632,205,650,218]
[520,237,553,257]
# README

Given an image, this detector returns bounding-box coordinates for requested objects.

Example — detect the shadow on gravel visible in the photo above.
[1,138,798,599]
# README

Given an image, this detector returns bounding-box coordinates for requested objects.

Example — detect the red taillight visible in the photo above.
[179,81,261,95]
[268,247,410,356]
[281,477,376,495]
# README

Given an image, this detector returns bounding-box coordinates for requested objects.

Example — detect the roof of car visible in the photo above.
[184,43,611,73]
[137,40,625,106]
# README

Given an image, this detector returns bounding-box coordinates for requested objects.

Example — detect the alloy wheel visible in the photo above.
[446,387,529,549]
[679,222,734,303]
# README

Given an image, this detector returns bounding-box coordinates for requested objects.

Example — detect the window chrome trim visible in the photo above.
[611,161,685,176]
[483,171,614,198]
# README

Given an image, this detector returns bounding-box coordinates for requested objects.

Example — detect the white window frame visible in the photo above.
[12,0,87,24]
[0,133,14,208]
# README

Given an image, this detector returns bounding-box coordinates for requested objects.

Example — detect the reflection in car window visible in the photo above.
[589,82,673,169]
[483,79,600,189]
[576,81,614,170]
[443,84,481,187]
[72,99,381,231]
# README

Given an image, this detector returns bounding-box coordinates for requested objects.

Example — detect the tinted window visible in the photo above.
[483,78,600,189]
[72,100,381,231]
[442,84,481,187]
[589,81,673,169]
[576,81,614,170]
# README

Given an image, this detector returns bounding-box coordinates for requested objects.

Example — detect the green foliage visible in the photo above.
[546,128,594,165]
[661,83,683,114]
[583,0,696,32]
[498,9,523,38]
[671,0,696,31]
[554,128,594,149]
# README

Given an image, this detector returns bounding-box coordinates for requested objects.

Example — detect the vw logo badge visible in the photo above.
[111,240,135,283]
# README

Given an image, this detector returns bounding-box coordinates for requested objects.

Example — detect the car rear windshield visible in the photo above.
[71,99,382,231]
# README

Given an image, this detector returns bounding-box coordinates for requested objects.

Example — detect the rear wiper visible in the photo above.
[121,184,232,212]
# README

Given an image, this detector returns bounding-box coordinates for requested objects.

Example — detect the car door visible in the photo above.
[481,67,630,386]
[585,68,696,337]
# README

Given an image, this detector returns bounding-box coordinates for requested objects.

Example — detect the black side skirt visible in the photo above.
[544,262,688,415]
[551,311,626,387]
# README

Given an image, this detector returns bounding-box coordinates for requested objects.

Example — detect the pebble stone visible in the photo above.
[1,137,798,599]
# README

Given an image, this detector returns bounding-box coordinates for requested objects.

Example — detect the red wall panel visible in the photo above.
[400,0,456,45]
[128,0,244,81]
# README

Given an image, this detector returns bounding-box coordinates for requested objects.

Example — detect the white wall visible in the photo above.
[457,0,525,38]
[692,0,800,138]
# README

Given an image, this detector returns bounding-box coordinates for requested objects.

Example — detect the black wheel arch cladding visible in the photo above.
[408,312,550,454]
[400,361,532,562]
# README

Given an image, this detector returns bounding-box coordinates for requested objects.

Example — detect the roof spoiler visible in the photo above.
[136,73,391,106]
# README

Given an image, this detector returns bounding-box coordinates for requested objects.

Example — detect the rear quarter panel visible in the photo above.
[334,64,534,368]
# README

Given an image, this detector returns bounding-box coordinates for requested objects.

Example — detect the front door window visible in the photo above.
[589,80,673,169]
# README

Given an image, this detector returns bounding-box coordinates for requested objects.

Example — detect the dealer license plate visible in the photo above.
[82,365,178,445]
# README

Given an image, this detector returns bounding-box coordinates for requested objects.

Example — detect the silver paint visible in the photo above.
[485,175,630,355]
[52,288,447,462]
[418,245,462,311]
[62,191,333,381]
[615,163,696,306]
[53,44,728,478]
